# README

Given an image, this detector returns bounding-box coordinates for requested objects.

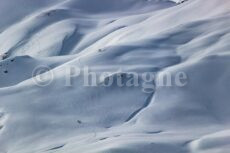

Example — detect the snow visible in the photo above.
[0,0,230,152]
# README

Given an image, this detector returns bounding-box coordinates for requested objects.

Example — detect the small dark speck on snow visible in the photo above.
[47,144,65,151]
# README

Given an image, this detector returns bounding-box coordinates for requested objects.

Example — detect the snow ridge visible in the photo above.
[0,0,230,153]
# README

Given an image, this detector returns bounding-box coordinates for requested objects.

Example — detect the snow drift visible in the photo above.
[0,0,230,153]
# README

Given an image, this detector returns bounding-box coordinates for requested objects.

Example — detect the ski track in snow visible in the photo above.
[0,0,230,152]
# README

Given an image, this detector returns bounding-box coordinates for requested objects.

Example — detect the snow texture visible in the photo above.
[0,0,230,153]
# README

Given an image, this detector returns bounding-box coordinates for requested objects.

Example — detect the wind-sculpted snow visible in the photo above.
[0,0,230,153]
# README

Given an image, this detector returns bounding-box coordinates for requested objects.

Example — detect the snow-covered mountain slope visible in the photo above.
[0,0,230,153]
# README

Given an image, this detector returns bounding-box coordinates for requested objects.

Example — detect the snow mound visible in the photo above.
[0,0,230,153]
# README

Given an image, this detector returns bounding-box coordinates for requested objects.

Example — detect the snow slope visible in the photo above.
[0,0,230,153]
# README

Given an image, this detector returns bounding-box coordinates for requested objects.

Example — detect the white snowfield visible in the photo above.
[0,0,230,152]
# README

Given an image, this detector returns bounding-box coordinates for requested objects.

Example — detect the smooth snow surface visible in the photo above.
[0,0,230,153]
